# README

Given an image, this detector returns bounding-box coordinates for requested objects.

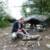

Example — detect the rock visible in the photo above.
[37,41,40,46]
[4,33,9,36]
[3,45,7,50]
[45,36,50,39]
[46,44,50,48]
[16,47,21,50]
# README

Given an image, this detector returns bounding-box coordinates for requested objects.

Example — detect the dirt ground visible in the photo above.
[0,26,50,50]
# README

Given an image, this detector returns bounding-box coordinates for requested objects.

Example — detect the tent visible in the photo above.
[24,15,48,25]
[24,15,48,22]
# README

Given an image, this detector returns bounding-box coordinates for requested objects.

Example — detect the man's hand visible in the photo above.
[21,28,29,35]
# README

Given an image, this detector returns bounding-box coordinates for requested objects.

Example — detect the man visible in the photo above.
[12,17,28,34]
[11,17,29,40]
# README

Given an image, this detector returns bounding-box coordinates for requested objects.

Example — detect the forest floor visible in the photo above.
[0,26,50,50]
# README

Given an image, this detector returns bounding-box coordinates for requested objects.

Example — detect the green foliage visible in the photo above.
[0,16,11,28]
[0,1,11,28]
[33,0,49,14]
[22,0,50,17]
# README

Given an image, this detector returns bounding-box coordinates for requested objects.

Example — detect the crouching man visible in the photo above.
[11,18,28,41]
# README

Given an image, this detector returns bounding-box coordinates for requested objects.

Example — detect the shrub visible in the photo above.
[0,16,11,28]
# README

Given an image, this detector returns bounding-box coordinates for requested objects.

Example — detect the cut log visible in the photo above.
[22,35,42,41]
[11,32,42,41]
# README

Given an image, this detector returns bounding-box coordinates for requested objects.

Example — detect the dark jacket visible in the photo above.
[12,21,23,33]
